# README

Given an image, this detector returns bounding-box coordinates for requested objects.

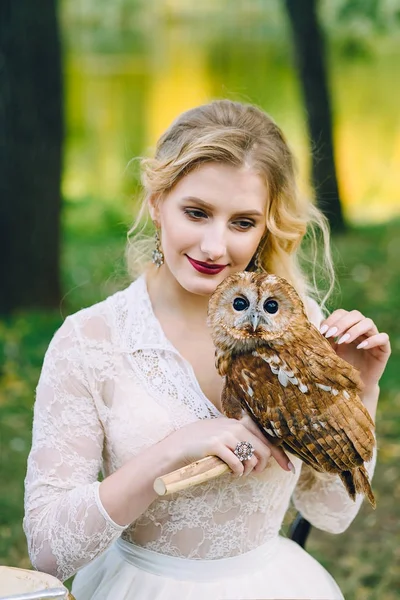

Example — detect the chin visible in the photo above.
[177,270,228,297]
[184,278,221,296]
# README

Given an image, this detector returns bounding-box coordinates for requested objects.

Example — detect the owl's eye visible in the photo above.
[263,298,279,314]
[233,297,249,311]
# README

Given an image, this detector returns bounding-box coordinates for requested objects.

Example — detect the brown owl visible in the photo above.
[207,271,376,507]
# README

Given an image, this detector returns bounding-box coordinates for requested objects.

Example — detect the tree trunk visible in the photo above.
[284,0,345,232]
[0,0,63,313]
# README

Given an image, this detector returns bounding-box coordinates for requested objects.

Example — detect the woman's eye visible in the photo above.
[234,220,255,230]
[184,209,207,220]
[184,210,255,230]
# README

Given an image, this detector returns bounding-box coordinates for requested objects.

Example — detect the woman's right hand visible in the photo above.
[163,415,294,477]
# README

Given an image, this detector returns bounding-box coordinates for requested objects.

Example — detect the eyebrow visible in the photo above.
[181,196,264,217]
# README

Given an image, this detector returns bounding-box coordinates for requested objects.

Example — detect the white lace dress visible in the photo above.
[23,274,376,600]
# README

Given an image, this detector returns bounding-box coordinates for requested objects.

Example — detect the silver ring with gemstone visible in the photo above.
[234,441,255,462]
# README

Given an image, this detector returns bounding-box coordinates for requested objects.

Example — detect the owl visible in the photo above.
[207,271,376,507]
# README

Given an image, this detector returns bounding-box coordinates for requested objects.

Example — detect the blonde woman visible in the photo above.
[23,100,390,599]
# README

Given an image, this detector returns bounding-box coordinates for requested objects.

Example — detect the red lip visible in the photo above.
[186,255,227,275]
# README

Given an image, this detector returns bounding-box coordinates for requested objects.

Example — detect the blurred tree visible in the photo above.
[284,0,345,232]
[0,0,63,313]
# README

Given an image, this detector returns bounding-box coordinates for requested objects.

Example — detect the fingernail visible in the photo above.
[288,461,296,474]
[319,324,329,335]
[325,326,338,339]
[357,340,368,349]
[337,333,350,345]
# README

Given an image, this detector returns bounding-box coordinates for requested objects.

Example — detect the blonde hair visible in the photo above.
[126,100,335,308]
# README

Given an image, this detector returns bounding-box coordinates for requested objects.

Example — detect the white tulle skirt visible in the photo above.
[71,536,344,600]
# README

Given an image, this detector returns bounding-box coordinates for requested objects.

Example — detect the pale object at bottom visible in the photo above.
[0,567,74,600]
[153,455,230,495]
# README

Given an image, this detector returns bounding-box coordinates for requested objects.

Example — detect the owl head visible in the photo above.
[207,271,307,351]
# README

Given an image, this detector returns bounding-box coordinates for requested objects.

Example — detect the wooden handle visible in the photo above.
[153,455,231,496]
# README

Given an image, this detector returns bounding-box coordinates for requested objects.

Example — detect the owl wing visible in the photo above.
[296,324,365,394]
[274,327,375,452]
[222,372,323,468]
[225,348,375,474]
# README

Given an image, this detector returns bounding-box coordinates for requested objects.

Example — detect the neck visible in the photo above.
[145,263,210,324]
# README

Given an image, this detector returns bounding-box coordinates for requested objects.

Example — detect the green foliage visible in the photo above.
[321,0,400,58]
[1,212,399,597]
[335,0,400,31]
[331,221,400,394]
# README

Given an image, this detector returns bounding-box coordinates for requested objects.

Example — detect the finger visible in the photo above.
[225,431,260,475]
[319,309,348,335]
[253,445,272,473]
[242,454,258,476]
[228,433,262,474]
[240,435,273,474]
[244,435,274,473]
[215,444,245,476]
[269,444,295,473]
[241,415,294,472]
[356,332,391,353]
[322,310,369,339]
[236,417,292,472]
[239,415,286,458]
[336,317,378,345]
[239,414,270,445]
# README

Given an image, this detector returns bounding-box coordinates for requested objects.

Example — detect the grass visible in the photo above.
[1,203,399,598]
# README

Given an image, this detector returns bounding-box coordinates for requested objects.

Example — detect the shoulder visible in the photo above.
[59,277,145,348]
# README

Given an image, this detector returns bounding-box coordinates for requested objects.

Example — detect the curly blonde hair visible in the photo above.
[126,99,334,307]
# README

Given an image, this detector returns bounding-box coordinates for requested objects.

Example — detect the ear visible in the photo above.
[148,193,161,225]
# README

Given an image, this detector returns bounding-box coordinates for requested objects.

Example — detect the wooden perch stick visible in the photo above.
[153,455,230,496]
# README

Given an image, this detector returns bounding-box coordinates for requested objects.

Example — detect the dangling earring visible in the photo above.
[152,229,164,267]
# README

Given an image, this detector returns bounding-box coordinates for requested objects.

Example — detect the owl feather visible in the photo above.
[207,271,376,508]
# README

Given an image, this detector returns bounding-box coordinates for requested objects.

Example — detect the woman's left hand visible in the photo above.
[319,309,391,393]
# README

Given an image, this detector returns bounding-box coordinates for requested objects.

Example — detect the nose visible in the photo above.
[200,224,227,262]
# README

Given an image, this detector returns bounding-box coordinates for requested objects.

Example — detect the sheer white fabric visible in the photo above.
[23,275,377,583]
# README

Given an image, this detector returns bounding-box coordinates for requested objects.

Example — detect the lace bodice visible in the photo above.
[23,275,377,582]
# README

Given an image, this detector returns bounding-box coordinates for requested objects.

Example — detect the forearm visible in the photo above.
[99,434,182,527]
[362,384,380,424]
[293,442,377,534]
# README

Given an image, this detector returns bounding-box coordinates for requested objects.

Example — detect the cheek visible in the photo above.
[230,233,261,261]
[161,214,195,253]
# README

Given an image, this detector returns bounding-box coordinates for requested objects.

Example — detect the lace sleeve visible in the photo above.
[23,316,127,582]
[292,447,377,534]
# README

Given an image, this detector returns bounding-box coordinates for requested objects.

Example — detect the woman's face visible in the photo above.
[149,162,268,296]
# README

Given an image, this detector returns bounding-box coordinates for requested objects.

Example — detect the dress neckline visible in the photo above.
[137,272,223,418]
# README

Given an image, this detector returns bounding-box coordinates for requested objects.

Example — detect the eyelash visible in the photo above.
[183,208,256,231]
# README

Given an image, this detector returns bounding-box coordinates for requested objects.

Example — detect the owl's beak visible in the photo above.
[250,313,260,331]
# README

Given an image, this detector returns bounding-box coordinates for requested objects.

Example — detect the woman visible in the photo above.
[23,100,390,599]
